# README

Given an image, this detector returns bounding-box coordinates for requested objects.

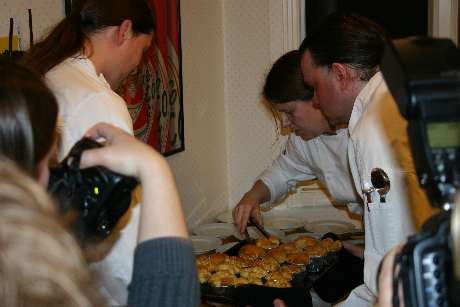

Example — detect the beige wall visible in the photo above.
[170,0,228,227]
[176,0,282,228]
[177,1,305,229]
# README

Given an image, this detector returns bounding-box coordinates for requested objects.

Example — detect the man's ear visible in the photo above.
[114,20,133,46]
[331,63,354,91]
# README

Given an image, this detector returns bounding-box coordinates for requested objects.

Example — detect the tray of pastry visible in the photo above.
[197,235,342,306]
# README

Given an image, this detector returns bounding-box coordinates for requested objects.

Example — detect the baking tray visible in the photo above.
[201,283,312,307]
[201,240,340,307]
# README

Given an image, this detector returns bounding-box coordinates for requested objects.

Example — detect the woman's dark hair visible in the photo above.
[263,50,313,104]
[22,0,156,76]
[0,59,58,175]
[299,13,389,81]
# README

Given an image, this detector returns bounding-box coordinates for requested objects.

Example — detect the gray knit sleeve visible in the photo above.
[128,237,200,307]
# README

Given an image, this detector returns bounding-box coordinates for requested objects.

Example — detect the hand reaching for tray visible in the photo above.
[273,298,286,307]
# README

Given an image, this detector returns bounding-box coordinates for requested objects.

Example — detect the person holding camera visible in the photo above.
[22,0,155,304]
[0,59,200,306]
[298,13,437,306]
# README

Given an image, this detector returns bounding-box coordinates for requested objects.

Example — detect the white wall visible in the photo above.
[0,0,64,49]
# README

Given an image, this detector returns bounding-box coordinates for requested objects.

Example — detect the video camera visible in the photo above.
[48,138,138,243]
[381,37,460,307]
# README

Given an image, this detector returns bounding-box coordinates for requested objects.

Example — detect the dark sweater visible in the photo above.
[128,237,200,307]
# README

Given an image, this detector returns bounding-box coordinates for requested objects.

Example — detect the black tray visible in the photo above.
[201,283,312,307]
[201,241,340,307]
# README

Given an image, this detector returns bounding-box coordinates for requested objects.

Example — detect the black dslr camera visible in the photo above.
[381,37,460,307]
[48,138,138,242]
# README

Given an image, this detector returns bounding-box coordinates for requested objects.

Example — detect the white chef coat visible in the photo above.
[258,128,362,213]
[45,56,138,305]
[340,72,416,306]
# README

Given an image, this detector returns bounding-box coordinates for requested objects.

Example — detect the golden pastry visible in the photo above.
[198,266,212,283]
[320,237,343,252]
[294,235,318,250]
[255,235,280,249]
[216,262,240,275]
[227,256,250,269]
[253,256,280,272]
[279,264,303,280]
[265,271,291,288]
[280,242,299,254]
[239,266,269,281]
[209,252,229,266]
[305,245,327,257]
[286,253,311,265]
[239,244,266,260]
[267,247,288,263]
[208,271,236,287]
[196,254,210,266]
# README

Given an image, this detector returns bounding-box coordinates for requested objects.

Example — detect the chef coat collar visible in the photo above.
[348,72,384,135]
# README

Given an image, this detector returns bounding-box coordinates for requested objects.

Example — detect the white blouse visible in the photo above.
[46,56,137,305]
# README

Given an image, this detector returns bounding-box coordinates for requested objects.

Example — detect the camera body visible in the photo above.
[48,137,138,242]
[397,212,452,307]
[381,37,460,307]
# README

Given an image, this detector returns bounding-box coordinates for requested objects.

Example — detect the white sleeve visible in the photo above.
[259,135,317,209]
[59,91,133,160]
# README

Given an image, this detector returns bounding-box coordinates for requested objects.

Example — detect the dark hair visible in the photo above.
[0,59,58,174]
[299,13,389,81]
[22,0,156,76]
[263,50,313,104]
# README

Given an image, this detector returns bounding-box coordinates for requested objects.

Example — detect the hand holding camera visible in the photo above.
[49,123,188,243]
[80,123,189,242]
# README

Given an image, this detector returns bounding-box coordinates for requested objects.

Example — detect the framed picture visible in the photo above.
[118,0,185,156]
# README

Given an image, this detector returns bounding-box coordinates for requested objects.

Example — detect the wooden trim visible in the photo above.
[282,0,301,52]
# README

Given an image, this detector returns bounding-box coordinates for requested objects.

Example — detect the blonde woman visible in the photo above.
[0,160,104,307]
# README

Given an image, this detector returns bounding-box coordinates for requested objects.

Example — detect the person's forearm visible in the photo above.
[138,154,188,242]
[243,180,271,205]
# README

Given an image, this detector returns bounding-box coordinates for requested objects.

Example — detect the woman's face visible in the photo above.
[272,100,332,141]
[120,33,153,78]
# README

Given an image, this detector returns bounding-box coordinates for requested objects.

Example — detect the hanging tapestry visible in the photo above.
[118,0,184,156]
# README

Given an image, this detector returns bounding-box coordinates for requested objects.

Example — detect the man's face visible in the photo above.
[300,51,348,126]
[272,100,332,141]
